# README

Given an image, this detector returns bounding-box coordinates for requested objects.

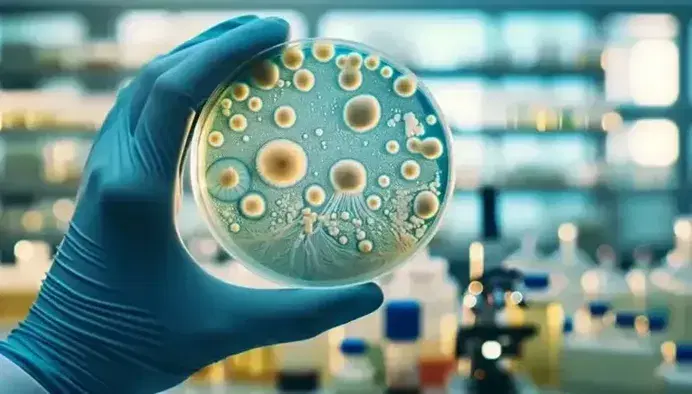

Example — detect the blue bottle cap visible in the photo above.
[340,338,367,355]
[588,301,611,317]
[647,315,667,332]
[676,344,692,363]
[647,308,669,320]
[615,312,637,328]
[385,299,421,341]
[523,273,549,290]
[563,317,573,334]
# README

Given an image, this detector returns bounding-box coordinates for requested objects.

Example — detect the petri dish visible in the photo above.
[189,38,454,287]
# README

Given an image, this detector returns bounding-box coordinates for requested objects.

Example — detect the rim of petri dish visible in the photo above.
[188,37,456,288]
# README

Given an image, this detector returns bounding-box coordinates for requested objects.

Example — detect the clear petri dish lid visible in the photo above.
[186,38,454,287]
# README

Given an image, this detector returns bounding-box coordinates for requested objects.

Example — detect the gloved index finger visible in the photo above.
[133,17,289,179]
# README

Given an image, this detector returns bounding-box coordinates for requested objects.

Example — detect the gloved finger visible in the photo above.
[134,17,289,179]
[125,15,260,133]
[239,283,384,347]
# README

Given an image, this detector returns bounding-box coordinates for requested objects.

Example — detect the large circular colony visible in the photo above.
[191,38,452,287]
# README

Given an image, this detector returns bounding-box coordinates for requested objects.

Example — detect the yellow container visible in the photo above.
[0,291,37,325]
[225,346,277,384]
[507,299,564,388]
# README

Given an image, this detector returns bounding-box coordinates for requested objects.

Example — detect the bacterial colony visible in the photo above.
[192,39,452,286]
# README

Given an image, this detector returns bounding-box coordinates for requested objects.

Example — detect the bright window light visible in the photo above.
[423,78,484,130]
[173,10,308,41]
[116,11,174,67]
[319,11,488,70]
[627,119,678,167]
[605,14,679,106]
[438,195,480,238]
[607,13,678,40]
[499,196,543,233]
[117,10,308,67]
[603,46,631,103]
[629,39,679,106]
[1,13,86,47]
[116,11,171,46]
[453,136,484,166]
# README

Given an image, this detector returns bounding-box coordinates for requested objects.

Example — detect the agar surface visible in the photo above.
[193,39,451,286]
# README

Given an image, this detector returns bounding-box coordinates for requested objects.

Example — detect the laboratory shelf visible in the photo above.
[0,66,604,82]
[454,186,675,195]
[616,104,683,120]
[0,129,97,139]
[0,181,79,198]
[0,128,609,139]
[415,65,604,80]
[0,65,130,80]
[454,128,607,138]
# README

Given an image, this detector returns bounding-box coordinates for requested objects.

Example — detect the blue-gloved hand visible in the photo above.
[0,16,383,394]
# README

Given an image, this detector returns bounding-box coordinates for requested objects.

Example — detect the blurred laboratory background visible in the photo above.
[2,0,692,393]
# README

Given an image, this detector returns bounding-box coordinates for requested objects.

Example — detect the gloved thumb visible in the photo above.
[237,283,384,347]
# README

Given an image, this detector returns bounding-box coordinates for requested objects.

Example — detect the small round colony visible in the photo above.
[229,114,247,132]
[312,41,335,62]
[274,105,297,128]
[248,97,263,112]
[240,193,267,219]
[343,95,381,133]
[256,139,308,188]
[380,66,393,78]
[281,45,304,70]
[385,140,400,154]
[413,190,440,219]
[251,60,280,90]
[426,114,437,125]
[338,68,363,91]
[394,75,417,98]
[330,159,367,195]
[400,160,421,181]
[208,131,224,147]
[366,195,382,211]
[364,55,380,70]
[293,69,315,92]
[305,185,326,207]
[220,98,232,110]
[358,240,373,253]
[231,83,250,101]
[378,175,391,188]
[336,55,348,69]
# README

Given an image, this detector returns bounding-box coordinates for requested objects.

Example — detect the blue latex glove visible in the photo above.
[0,16,383,394]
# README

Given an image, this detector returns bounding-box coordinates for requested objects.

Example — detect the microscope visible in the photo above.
[455,267,537,394]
